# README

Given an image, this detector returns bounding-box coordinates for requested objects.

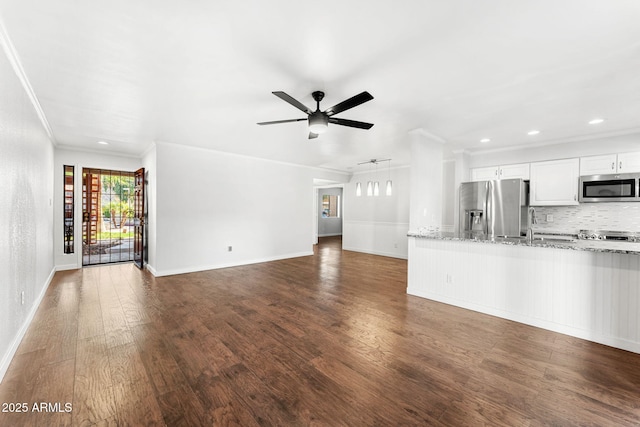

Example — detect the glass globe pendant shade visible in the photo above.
[386,180,393,196]
[356,182,362,196]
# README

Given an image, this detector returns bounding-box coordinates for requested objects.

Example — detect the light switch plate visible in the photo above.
[546,214,553,222]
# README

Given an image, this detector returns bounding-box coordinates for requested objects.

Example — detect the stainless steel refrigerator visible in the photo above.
[459,179,529,237]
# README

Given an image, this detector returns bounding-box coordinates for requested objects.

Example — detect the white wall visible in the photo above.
[53,148,141,270]
[152,142,349,276]
[142,144,157,271]
[317,187,343,237]
[0,35,55,382]
[343,166,410,259]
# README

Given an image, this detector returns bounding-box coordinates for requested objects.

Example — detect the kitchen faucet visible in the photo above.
[526,207,537,243]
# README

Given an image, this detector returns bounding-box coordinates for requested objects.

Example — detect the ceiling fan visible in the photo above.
[258,90,374,139]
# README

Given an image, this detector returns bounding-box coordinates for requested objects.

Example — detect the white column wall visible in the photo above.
[409,130,445,231]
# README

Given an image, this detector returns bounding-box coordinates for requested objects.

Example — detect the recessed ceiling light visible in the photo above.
[97,141,109,145]
[588,118,604,125]
[480,138,491,143]
[527,130,540,136]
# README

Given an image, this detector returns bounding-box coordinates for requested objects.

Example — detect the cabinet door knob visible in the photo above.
[619,161,623,170]
[612,162,615,170]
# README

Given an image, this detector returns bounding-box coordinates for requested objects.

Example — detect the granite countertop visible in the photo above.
[407,230,640,255]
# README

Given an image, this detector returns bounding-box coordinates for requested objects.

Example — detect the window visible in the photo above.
[63,165,74,254]
[322,194,340,218]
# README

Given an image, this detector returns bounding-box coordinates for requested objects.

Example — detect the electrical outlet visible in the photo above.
[228,246,233,252]
[546,214,554,222]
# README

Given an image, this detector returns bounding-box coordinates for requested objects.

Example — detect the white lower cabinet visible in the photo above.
[530,158,579,206]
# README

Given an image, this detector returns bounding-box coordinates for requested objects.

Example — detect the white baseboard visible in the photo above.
[0,266,56,384]
[150,251,314,277]
[55,263,78,271]
[407,289,640,355]
[145,264,158,276]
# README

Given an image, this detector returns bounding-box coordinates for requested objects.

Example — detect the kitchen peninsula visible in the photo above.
[407,231,640,354]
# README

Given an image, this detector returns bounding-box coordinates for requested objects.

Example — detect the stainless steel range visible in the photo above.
[577,230,640,242]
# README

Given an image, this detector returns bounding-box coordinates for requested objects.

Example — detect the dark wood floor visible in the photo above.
[2,236,640,426]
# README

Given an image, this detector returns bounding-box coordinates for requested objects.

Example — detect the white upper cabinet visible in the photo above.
[530,158,580,206]
[470,163,530,182]
[470,166,499,181]
[618,152,640,173]
[579,154,617,175]
[580,152,640,175]
[499,163,530,180]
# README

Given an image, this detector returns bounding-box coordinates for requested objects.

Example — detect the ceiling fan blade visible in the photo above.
[328,117,374,129]
[272,91,313,115]
[324,91,373,116]
[257,118,307,125]
[308,132,319,139]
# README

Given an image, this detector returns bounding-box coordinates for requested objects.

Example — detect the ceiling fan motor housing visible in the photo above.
[312,91,325,104]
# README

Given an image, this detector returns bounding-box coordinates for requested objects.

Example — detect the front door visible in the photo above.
[133,167,145,269]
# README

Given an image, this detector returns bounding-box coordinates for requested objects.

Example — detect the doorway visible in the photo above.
[317,187,343,240]
[82,168,144,267]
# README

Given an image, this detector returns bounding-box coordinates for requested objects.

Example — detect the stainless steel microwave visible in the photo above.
[579,173,640,202]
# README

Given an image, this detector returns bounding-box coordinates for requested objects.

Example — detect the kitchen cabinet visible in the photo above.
[530,158,579,206]
[580,152,640,175]
[470,163,530,181]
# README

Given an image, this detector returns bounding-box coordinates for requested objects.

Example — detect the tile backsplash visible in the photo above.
[533,203,640,234]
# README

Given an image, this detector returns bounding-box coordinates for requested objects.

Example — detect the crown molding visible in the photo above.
[466,127,640,156]
[408,128,447,144]
[0,17,56,144]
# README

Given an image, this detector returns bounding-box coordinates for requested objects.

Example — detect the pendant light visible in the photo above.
[386,160,393,196]
[373,162,380,196]
[366,180,373,197]
[356,158,393,197]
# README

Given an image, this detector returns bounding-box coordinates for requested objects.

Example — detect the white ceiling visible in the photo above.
[1,0,640,171]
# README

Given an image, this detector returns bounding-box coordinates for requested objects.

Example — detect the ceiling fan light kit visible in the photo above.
[258,90,374,139]
[308,112,328,134]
